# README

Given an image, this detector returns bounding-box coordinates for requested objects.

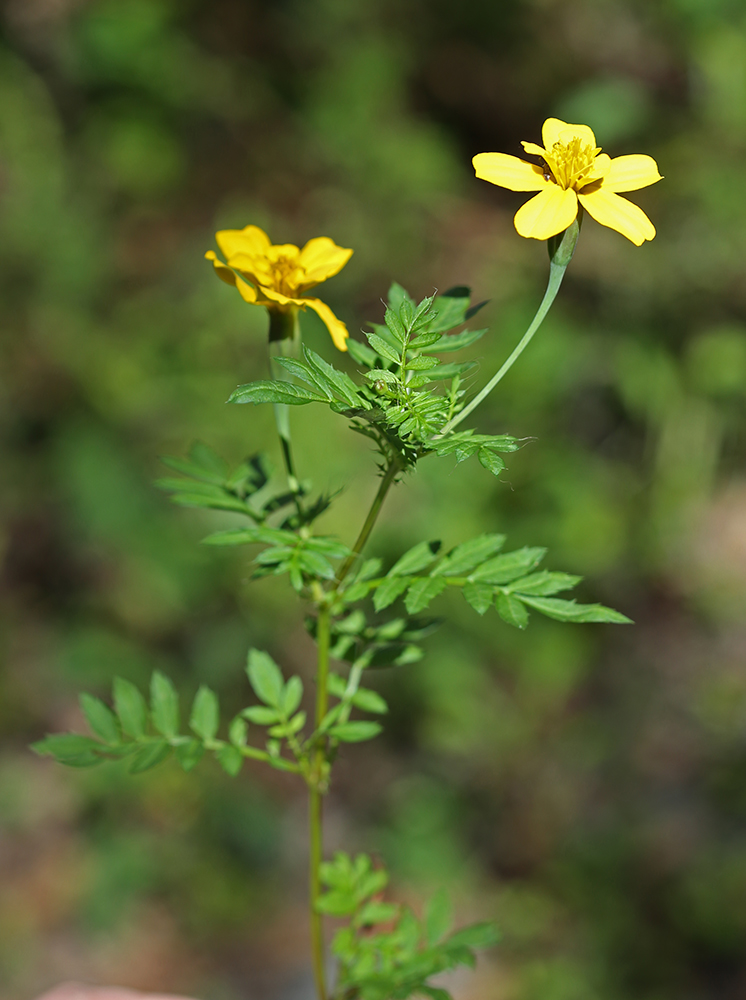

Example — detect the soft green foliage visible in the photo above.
[319,852,498,1000]
[229,285,517,474]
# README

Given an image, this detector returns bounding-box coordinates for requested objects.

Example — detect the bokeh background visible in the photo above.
[2,1,746,998]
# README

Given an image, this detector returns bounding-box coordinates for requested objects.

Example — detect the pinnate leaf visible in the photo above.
[150,671,179,739]
[113,677,148,739]
[247,649,284,707]
[495,592,529,629]
[190,686,219,741]
[80,693,120,745]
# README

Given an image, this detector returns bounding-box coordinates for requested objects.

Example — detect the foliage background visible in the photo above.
[1,1,746,998]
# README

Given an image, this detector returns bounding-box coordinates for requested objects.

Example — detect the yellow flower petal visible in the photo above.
[543,117,597,151]
[514,186,578,240]
[216,225,271,260]
[227,251,275,289]
[521,141,547,158]
[302,298,349,352]
[297,237,354,287]
[205,251,257,301]
[602,154,663,193]
[257,285,298,307]
[473,152,549,192]
[578,189,655,245]
[583,152,610,185]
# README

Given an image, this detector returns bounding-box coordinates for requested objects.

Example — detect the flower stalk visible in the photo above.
[439,217,581,435]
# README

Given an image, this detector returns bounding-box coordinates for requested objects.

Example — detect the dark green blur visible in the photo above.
[1,1,746,998]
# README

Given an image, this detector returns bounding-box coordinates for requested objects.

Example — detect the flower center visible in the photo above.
[544,138,599,191]
[268,251,303,296]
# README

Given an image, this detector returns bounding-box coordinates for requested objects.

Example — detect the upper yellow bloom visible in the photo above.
[206,225,353,350]
[473,118,662,246]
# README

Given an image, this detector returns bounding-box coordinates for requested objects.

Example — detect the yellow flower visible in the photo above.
[473,118,662,246]
[206,225,353,351]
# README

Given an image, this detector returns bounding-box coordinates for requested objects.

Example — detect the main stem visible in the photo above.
[310,602,331,1000]
[336,455,400,583]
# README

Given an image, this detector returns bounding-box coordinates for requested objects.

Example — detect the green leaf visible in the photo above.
[477,448,505,476]
[113,677,148,739]
[341,581,372,603]
[247,649,285,707]
[174,738,205,772]
[357,901,400,925]
[405,577,447,614]
[367,333,401,364]
[170,493,254,515]
[388,540,441,577]
[373,576,410,611]
[303,346,364,408]
[521,597,633,624]
[317,890,358,917]
[229,716,248,746]
[129,740,171,773]
[202,526,295,546]
[446,921,499,950]
[462,581,494,615]
[433,534,506,576]
[160,454,226,485]
[188,441,228,477]
[329,721,383,743]
[305,536,352,559]
[242,705,281,725]
[350,688,388,714]
[80,693,120,745]
[297,549,336,579]
[272,355,334,398]
[189,686,219,741]
[282,675,304,716]
[429,292,470,332]
[216,743,243,777]
[507,571,582,596]
[434,327,488,353]
[32,733,104,765]
[406,355,440,371]
[495,592,529,629]
[409,330,443,349]
[269,711,306,737]
[425,887,453,945]
[228,381,326,405]
[150,672,179,739]
[346,337,378,367]
[469,547,546,585]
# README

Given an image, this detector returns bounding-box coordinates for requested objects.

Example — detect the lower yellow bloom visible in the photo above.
[206,225,353,351]
[473,118,662,246]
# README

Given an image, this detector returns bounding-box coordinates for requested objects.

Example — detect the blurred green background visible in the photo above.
[2,1,746,998]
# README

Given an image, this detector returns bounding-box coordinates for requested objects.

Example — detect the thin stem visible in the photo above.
[309,603,332,1000]
[268,308,304,512]
[438,218,581,437]
[336,455,400,583]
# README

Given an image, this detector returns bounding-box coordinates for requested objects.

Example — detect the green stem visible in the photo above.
[310,603,332,1000]
[268,308,304,509]
[438,218,581,437]
[336,455,400,584]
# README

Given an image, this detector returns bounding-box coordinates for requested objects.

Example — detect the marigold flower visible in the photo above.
[473,118,662,246]
[206,226,353,350]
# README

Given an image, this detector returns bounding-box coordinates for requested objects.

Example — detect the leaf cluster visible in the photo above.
[156,441,332,530]
[341,535,632,629]
[32,645,395,782]
[318,852,498,1000]
[226,285,521,475]
[203,524,352,592]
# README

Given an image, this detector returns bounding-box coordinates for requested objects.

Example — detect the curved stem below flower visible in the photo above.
[437,217,581,436]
